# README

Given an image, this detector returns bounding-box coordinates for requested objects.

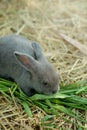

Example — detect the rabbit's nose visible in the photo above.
[52,85,59,94]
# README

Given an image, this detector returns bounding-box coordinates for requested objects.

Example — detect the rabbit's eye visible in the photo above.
[43,81,49,87]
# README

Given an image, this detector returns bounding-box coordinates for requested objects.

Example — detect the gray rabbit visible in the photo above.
[0,34,59,96]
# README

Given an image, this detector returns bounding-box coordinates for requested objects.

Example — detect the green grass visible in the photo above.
[0,78,87,129]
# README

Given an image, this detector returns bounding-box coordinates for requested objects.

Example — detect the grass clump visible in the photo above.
[0,78,87,129]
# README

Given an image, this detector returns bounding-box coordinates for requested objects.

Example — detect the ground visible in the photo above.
[0,0,87,130]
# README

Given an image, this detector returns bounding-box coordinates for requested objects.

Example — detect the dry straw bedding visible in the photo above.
[0,0,87,129]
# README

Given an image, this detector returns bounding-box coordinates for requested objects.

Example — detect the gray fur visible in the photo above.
[0,34,59,96]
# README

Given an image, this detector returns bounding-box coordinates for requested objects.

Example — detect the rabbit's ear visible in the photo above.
[32,42,42,60]
[14,51,38,72]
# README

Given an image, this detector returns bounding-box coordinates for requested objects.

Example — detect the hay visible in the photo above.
[0,0,87,129]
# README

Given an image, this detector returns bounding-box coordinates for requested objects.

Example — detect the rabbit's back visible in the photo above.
[0,34,34,56]
[0,35,35,78]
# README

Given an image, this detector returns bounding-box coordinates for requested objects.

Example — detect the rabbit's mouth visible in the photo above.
[43,86,59,95]
[42,90,57,95]
[29,89,37,96]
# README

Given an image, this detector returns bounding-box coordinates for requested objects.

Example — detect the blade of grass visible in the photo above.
[21,100,32,117]
[0,84,9,92]
[30,93,70,100]
[53,105,86,123]
[41,115,54,123]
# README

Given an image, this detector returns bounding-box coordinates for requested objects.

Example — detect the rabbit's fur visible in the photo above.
[0,34,59,96]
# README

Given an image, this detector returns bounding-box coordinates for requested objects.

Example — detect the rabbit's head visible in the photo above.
[32,59,59,95]
[14,51,59,95]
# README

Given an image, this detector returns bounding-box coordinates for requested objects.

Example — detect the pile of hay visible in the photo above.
[0,0,87,129]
